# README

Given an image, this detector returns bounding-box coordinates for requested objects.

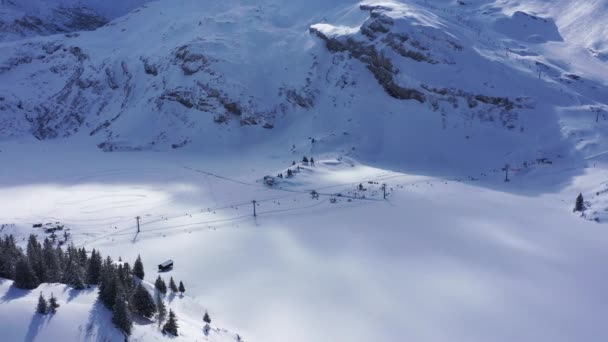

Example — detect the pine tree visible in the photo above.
[203,310,211,325]
[42,238,61,283]
[162,309,179,336]
[0,235,23,279]
[112,289,133,337]
[178,281,185,295]
[133,254,144,280]
[36,292,48,314]
[49,293,60,313]
[62,257,85,290]
[169,277,178,293]
[155,275,167,295]
[27,235,45,283]
[131,283,157,319]
[116,263,135,296]
[574,193,585,212]
[302,156,308,163]
[77,247,88,270]
[14,257,39,289]
[99,257,119,309]
[87,249,103,285]
[156,291,167,327]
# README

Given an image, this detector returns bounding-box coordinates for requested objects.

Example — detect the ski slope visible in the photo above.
[1,0,608,341]
[1,141,608,342]
[0,278,239,341]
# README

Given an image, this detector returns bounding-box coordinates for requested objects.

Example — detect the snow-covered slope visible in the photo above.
[1,142,608,342]
[0,277,239,341]
[0,0,150,41]
[1,1,608,341]
[0,0,606,174]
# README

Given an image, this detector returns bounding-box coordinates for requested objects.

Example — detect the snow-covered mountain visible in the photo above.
[2,1,608,342]
[0,0,149,41]
[0,0,606,174]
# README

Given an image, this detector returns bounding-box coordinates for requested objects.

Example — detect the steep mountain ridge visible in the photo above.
[0,0,149,41]
[0,0,607,174]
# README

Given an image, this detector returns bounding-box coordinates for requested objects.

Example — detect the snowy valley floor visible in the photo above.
[1,141,608,342]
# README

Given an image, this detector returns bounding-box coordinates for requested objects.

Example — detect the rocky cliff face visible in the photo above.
[0,0,150,41]
[0,0,606,168]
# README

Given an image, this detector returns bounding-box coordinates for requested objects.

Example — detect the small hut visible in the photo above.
[158,260,174,272]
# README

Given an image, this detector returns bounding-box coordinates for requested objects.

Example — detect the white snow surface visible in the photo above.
[0,141,607,342]
[0,278,239,341]
[1,0,608,341]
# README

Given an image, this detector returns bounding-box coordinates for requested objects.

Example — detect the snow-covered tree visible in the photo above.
[131,283,157,319]
[112,290,133,337]
[62,257,86,290]
[162,309,179,336]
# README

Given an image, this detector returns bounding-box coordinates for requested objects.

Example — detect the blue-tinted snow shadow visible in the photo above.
[63,286,94,303]
[84,299,124,342]
[0,284,32,303]
[494,11,563,44]
[24,313,49,342]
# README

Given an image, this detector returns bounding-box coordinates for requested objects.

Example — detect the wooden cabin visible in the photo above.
[158,260,174,271]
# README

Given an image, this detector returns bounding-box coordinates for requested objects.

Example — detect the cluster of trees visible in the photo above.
[0,235,190,338]
[36,292,60,314]
[97,254,185,337]
[1,235,221,339]
[154,274,185,296]
[0,234,95,290]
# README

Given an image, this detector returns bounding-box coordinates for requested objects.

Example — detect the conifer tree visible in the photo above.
[27,235,45,282]
[203,310,211,325]
[574,193,585,212]
[112,288,133,337]
[79,247,89,266]
[14,257,39,289]
[62,257,85,290]
[178,281,185,295]
[162,309,179,336]
[156,291,167,327]
[131,283,157,319]
[49,293,60,313]
[87,249,103,285]
[42,238,61,283]
[155,275,167,295]
[169,277,178,293]
[0,235,22,279]
[36,292,48,314]
[133,254,145,280]
[99,258,119,309]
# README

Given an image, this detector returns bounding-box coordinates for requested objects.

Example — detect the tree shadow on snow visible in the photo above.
[63,286,94,303]
[83,299,124,342]
[24,313,49,342]
[0,284,32,303]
